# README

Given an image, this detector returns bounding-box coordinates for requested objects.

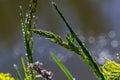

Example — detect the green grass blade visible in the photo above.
[52,2,105,80]
[51,2,75,38]
[51,53,74,80]
[13,64,22,80]
[20,56,29,80]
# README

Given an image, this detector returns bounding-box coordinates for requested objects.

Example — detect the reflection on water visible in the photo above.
[0,0,120,80]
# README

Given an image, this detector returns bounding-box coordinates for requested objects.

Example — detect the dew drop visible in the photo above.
[116,53,120,59]
[13,64,17,68]
[25,53,28,56]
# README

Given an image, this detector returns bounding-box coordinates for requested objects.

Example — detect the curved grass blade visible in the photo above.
[13,64,22,80]
[51,53,75,80]
[52,2,105,80]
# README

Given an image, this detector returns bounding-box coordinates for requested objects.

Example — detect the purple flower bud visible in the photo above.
[29,61,54,80]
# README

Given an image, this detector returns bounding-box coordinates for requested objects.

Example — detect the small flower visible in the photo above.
[0,73,15,80]
[28,61,53,80]
[33,61,53,80]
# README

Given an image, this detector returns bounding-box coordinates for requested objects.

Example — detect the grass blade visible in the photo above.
[52,2,105,80]
[51,53,74,80]
[20,56,29,80]
[13,64,22,80]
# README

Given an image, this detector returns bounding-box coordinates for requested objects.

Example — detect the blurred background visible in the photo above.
[0,0,120,80]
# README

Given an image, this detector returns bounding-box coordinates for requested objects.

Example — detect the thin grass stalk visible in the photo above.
[20,0,38,64]
[52,2,105,80]
[20,0,38,79]
[33,28,104,80]
[13,64,22,80]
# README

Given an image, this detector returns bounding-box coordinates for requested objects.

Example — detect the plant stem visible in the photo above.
[20,0,37,64]
[52,2,105,80]
[20,0,38,79]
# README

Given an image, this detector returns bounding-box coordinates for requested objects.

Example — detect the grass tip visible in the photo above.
[51,1,56,6]
[19,5,22,9]
[13,64,17,68]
